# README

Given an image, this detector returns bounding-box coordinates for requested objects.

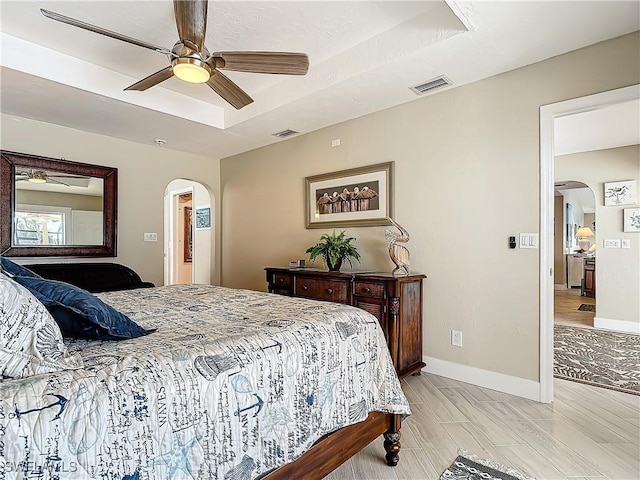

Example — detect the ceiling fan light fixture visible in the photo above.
[172,58,211,84]
[28,171,47,183]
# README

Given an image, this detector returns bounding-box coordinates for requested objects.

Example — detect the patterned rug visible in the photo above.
[577,303,595,312]
[440,451,533,480]
[554,324,640,395]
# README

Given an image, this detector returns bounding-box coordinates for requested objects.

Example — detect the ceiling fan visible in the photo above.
[40,0,309,110]
[16,169,89,187]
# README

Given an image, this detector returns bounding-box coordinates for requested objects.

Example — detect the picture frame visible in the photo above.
[604,180,637,206]
[195,207,211,229]
[184,206,192,263]
[305,162,393,228]
[623,207,640,233]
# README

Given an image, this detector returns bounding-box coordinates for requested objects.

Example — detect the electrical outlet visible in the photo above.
[451,330,463,347]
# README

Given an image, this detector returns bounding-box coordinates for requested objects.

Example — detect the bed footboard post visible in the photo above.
[383,414,402,466]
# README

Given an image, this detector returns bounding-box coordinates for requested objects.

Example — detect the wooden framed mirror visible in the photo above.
[0,150,117,257]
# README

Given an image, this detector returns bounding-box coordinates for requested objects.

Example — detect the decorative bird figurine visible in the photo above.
[385,217,410,276]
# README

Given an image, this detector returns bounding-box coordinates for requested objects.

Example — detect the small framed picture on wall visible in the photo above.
[623,207,640,233]
[604,180,637,206]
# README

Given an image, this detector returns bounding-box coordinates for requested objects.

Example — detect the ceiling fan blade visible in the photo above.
[46,178,71,187]
[47,174,91,179]
[173,0,207,51]
[124,67,175,91]
[206,70,254,110]
[213,52,309,75]
[40,9,172,56]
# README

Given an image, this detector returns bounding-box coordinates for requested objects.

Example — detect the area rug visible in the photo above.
[577,303,595,312]
[554,324,640,395]
[440,451,533,480]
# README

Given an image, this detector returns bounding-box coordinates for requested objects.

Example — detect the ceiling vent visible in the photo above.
[272,129,299,138]
[409,76,452,95]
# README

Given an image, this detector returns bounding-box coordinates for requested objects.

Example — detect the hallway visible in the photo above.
[554,286,595,328]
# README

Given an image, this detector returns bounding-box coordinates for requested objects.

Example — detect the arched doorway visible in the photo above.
[164,179,212,285]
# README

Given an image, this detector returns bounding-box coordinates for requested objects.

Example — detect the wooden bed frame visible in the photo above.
[263,412,402,479]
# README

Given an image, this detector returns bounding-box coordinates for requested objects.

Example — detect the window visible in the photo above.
[14,210,65,246]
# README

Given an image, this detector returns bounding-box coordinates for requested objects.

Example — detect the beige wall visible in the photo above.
[556,145,640,330]
[220,32,640,383]
[1,114,221,287]
[16,190,103,211]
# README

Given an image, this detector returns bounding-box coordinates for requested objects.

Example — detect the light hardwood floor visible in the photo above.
[326,373,639,480]
[554,286,595,328]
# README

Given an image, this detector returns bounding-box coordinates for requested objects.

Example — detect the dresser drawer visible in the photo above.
[295,277,349,303]
[353,280,385,298]
[272,273,292,288]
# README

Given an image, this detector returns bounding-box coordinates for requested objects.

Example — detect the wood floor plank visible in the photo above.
[393,448,441,480]
[402,376,468,423]
[326,459,355,480]
[481,401,605,478]
[552,395,630,444]
[597,442,640,480]
[533,416,637,480]
[398,421,421,450]
[440,421,512,466]
[323,373,639,480]
[495,444,565,479]
[350,441,398,480]
[437,387,526,446]
[403,402,460,474]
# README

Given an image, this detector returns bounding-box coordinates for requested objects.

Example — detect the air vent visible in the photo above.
[409,76,452,95]
[272,129,299,138]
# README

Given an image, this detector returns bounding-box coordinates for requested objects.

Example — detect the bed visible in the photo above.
[0,269,410,480]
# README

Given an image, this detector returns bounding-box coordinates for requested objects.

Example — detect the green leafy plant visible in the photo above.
[305,230,361,271]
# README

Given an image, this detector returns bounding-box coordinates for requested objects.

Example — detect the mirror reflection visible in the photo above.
[14,167,104,246]
[1,150,117,258]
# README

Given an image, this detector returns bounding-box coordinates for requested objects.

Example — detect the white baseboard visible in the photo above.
[594,317,640,334]
[422,356,541,402]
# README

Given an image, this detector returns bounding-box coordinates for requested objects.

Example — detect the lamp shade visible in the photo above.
[576,227,594,239]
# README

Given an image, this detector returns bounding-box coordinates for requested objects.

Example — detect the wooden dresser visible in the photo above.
[265,267,426,378]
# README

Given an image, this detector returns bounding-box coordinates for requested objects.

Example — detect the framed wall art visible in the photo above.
[604,180,637,206]
[623,207,640,233]
[195,207,211,229]
[305,162,393,228]
[184,206,192,262]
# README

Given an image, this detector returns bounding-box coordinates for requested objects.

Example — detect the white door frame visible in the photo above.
[539,84,640,403]
[164,186,193,285]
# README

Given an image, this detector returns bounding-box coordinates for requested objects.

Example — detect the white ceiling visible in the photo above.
[554,99,640,156]
[1,1,639,159]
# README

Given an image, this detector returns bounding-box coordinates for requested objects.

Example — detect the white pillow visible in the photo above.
[0,272,82,378]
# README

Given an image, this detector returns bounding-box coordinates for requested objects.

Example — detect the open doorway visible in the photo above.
[539,85,640,402]
[553,182,596,329]
[164,179,212,286]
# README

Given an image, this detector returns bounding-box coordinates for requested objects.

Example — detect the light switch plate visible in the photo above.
[144,233,158,242]
[621,239,631,249]
[519,233,538,249]
[603,239,621,249]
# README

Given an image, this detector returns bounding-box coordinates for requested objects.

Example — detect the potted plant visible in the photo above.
[305,230,361,272]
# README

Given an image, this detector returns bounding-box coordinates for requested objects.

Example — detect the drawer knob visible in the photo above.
[278,278,284,283]
[327,288,333,294]
[302,285,308,290]
[364,287,371,293]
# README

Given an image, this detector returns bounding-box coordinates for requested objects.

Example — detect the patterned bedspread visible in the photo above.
[0,284,410,479]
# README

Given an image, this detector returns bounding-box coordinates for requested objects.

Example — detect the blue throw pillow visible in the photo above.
[12,276,153,340]
[0,257,41,279]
